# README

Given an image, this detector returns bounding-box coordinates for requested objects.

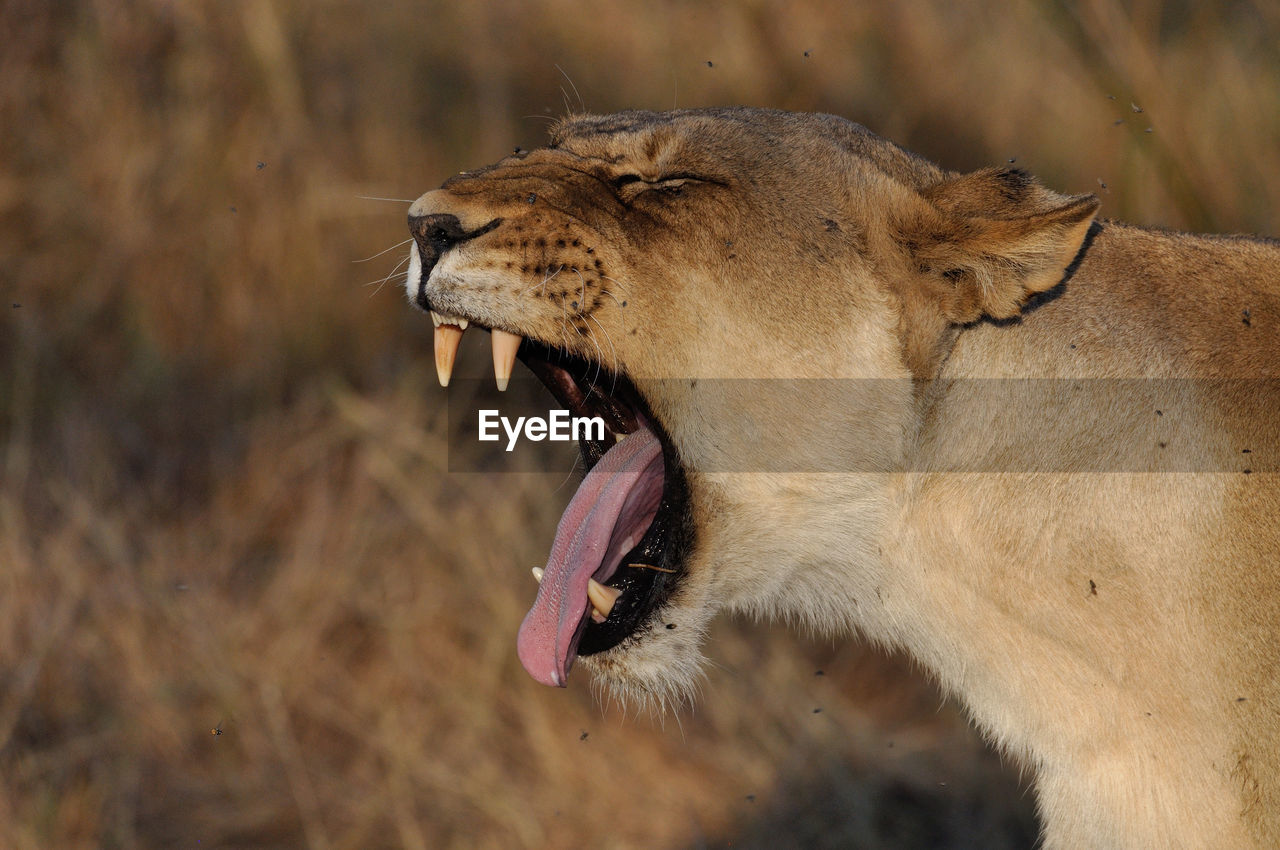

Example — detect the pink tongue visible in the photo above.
[517,426,663,686]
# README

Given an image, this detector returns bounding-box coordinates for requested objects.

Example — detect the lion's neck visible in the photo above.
[852,225,1271,846]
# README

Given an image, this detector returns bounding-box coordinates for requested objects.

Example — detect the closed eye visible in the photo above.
[656,173,705,184]
[611,173,717,196]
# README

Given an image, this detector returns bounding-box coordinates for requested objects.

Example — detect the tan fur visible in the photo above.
[407,108,1280,848]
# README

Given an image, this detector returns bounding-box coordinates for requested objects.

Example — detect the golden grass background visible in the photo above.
[1,1,1276,847]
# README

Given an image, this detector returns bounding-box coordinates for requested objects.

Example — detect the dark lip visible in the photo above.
[515,339,692,656]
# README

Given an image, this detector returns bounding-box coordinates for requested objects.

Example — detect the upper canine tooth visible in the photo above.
[434,323,465,387]
[532,566,545,584]
[430,310,443,328]
[586,579,621,619]
[492,329,521,392]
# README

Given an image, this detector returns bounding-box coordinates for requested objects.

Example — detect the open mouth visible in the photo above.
[425,309,692,688]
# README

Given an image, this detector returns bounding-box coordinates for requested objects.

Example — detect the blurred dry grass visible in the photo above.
[1,0,1276,847]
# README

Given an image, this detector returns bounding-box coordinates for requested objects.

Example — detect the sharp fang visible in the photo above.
[614,433,627,443]
[586,578,621,619]
[434,323,465,387]
[492,328,521,392]
[532,566,544,583]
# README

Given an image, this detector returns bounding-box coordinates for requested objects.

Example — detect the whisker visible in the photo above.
[362,253,412,295]
[357,195,416,203]
[558,299,572,352]
[585,313,620,395]
[353,238,414,264]
[524,264,563,296]
[543,265,564,295]
[672,705,686,743]
[598,274,633,296]
[598,288,626,309]
[580,317,607,392]
[585,313,616,370]
[358,253,410,288]
[552,451,584,495]
[555,63,585,114]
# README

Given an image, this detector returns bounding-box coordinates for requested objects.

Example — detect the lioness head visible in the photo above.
[406,108,1097,704]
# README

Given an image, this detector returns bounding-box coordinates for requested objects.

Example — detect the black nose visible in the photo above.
[407,212,503,274]
[408,212,468,258]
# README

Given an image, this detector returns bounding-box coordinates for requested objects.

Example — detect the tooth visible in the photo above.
[614,433,628,443]
[492,328,521,391]
[434,323,465,387]
[591,607,607,624]
[587,579,621,619]
[532,566,544,583]
[429,310,468,330]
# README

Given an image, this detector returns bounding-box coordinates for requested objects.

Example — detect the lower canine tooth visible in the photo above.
[492,328,521,391]
[586,579,621,619]
[532,566,544,583]
[434,324,465,387]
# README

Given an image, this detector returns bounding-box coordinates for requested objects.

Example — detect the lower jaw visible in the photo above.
[517,422,692,687]
[577,457,690,657]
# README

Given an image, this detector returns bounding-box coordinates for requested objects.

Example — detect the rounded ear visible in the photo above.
[906,167,1100,321]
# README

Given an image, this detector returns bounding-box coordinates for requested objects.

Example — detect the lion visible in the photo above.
[403,108,1279,848]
